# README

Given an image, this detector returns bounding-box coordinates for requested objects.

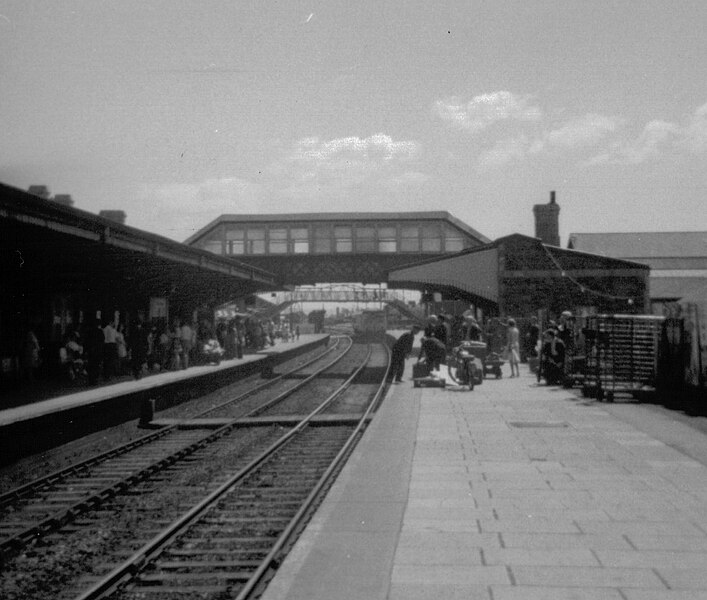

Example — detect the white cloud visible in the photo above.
[531,114,620,154]
[273,133,423,196]
[475,113,619,170]
[434,91,542,133]
[586,119,682,166]
[290,134,419,167]
[586,102,707,166]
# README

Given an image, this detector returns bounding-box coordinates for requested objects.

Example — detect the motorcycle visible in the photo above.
[447,342,484,390]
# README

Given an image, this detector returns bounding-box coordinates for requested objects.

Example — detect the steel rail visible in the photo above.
[236,342,392,600]
[73,343,379,600]
[0,337,343,509]
[0,337,352,563]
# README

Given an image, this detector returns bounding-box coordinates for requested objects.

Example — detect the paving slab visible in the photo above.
[260,360,707,599]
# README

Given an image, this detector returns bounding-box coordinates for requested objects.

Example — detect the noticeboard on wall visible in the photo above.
[150,297,168,320]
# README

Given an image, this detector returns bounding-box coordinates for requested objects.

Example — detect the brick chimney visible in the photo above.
[98,210,127,225]
[532,190,560,246]
[28,185,51,199]
[53,194,74,207]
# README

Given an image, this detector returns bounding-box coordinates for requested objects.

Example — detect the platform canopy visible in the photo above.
[389,246,499,304]
[1,182,276,311]
[388,234,651,316]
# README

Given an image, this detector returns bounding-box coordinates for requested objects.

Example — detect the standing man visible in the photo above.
[390,325,421,383]
[129,315,149,379]
[179,319,194,369]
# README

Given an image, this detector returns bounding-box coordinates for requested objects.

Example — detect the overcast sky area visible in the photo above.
[1,1,706,245]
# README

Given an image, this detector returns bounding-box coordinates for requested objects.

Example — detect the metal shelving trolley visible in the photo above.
[582,314,665,402]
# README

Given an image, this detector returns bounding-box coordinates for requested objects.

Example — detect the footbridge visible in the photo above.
[185,211,490,286]
[217,287,425,323]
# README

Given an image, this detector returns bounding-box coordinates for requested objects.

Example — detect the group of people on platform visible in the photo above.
[391,309,577,386]
[22,312,302,389]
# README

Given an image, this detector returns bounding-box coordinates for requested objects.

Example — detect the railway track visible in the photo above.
[0,337,349,564]
[0,340,391,600]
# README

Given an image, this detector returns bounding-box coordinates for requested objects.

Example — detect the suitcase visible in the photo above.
[414,376,446,388]
[412,362,430,379]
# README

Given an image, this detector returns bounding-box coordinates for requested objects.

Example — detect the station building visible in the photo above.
[388,193,651,320]
[568,230,707,314]
[0,183,275,384]
[388,233,650,319]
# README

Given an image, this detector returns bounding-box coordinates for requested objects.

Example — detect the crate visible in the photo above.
[582,314,664,401]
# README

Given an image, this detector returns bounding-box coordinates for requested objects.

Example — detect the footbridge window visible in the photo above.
[291,228,309,253]
[444,224,464,252]
[246,228,265,254]
[313,226,332,254]
[378,226,397,252]
[421,224,442,252]
[400,226,419,252]
[335,226,353,253]
[226,229,245,255]
[355,226,376,252]
[268,228,288,254]
[202,230,225,254]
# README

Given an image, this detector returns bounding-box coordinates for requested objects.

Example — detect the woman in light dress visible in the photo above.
[505,318,521,378]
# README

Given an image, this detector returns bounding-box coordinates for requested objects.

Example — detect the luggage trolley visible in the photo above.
[582,314,664,402]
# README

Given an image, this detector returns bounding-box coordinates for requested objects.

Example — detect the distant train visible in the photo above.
[352,310,387,340]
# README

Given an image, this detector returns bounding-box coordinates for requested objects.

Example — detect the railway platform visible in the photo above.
[261,358,707,600]
[0,334,330,466]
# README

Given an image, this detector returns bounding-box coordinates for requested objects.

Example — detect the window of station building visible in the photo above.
[226,228,245,255]
[378,226,397,252]
[421,224,442,252]
[290,228,309,253]
[268,228,288,254]
[334,226,353,253]
[443,225,465,252]
[313,226,332,254]
[400,225,420,252]
[355,226,376,252]
[246,228,265,254]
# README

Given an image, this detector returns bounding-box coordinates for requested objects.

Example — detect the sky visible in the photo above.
[1,1,706,245]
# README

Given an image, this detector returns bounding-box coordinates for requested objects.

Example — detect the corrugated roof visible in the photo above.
[568,232,707,259]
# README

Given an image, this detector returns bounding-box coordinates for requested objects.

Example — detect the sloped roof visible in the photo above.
[650,276,707,300]
[389,246,500,303]
[568,232,707,260]
[388,233,649,304]
[1,182,275,286]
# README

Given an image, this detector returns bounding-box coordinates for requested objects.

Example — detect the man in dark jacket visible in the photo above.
[418,335,447,373]
[390,325,421,383]
[85,319,105,385]
[540,329,566,385]
[129,317,150,379]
